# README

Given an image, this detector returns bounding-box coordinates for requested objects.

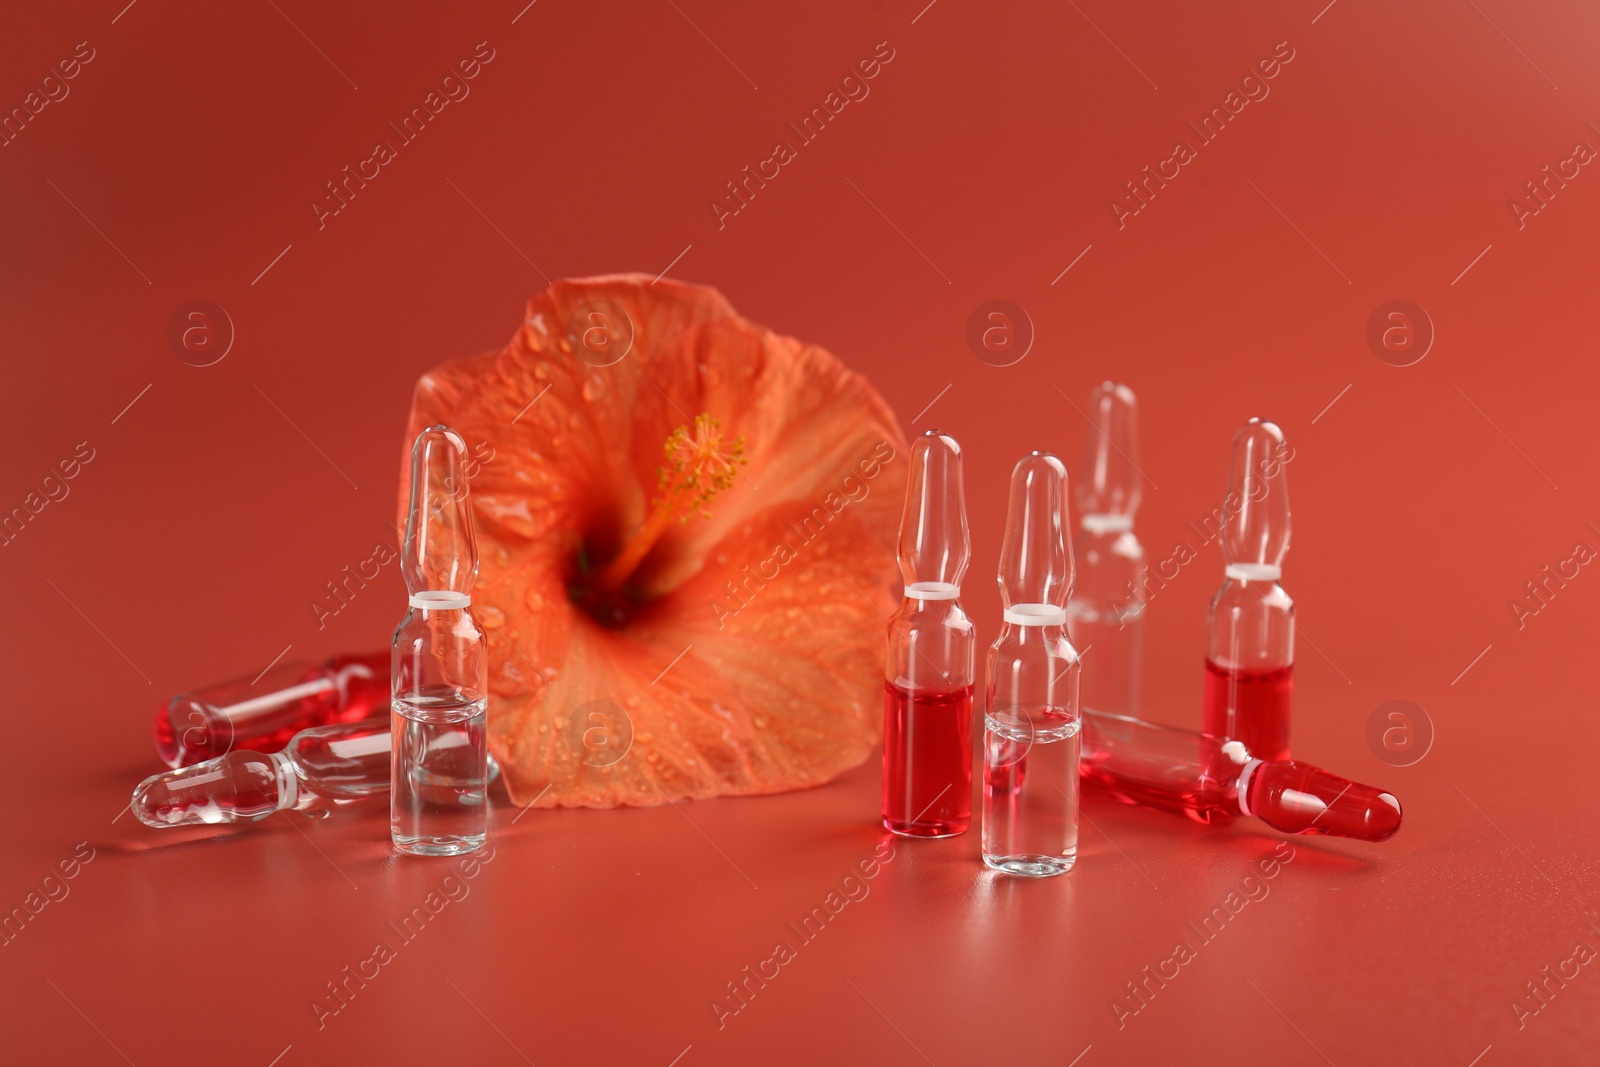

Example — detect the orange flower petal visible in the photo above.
[401,275,907,806]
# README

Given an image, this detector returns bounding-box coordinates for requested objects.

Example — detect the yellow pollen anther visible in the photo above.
[593,415,746,593]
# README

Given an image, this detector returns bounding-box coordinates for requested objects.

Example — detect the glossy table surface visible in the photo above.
[4,1,1599,1063]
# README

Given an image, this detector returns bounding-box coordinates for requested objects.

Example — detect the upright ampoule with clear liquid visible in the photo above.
[883,430,976,837]
[982,452,1080,876]
[1203,418,1294,761]
[392,425,490,856]
[1067,382,1147,718]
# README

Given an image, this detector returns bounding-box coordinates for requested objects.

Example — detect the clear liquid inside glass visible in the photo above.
[982,707,1080,877]
[390,687,488,856]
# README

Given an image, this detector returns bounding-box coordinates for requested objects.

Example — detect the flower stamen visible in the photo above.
[592,414,746,593]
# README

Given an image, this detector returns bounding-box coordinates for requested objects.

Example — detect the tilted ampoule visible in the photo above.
[153,652,388,768]
[135,719,393,827]
[134,719,498,828]
[1080,708,1401,841]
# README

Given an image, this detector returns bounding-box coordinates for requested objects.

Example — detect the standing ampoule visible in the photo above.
[982,452,1081,876]
[883,430,976,837]
[1067,382,1147,717]
[392,425,490,856]
[1203,418,1294,761]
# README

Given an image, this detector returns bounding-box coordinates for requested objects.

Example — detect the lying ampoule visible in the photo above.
[982,453,1081,876]
[133,720,500,828]
[392,425,490,856]
[153,652,389,768]
[1079,708,1401,841]
[1204,418,1294,761]
[1068,382,1147,718]
[883,430,976,837]
[135,719,392,827]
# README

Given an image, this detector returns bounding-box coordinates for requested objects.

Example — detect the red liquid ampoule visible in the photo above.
[1203,418,1293,761]
[1079,707,1401,842]
[152,652,390,768]
[883,430,976,837]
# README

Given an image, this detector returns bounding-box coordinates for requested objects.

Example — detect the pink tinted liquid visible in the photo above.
[1201,659,1292,761]
[882,682,973,837]
[153,652,390,767]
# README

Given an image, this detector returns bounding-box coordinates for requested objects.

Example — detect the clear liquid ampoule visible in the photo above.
[982,452,1080,877]
[134,719,392,826]
[392,425,490,856]
[1067,382,1147,718]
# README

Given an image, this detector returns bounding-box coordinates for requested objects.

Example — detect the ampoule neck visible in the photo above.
[1223,563,1282,583]
[903,580,962,603]
[268,749,302,807]
[996,609,1070,652]
[409,590,473,611]
[1002,604,1068,628]
[1079,513,1133,537]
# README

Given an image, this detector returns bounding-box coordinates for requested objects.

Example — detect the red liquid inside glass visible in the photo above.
[153,652,390,767]
[882,681,973,837]
[1078,758,1238,826]
[1201,659,1292,761]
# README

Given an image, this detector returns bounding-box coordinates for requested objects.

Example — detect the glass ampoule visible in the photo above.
[134,719,499,828]
[392,425,489,856]
[982,452,1081,876]
[883,430,976,837]
[153,651,389,768]
[1067,382,1147,718]
[1079,708,1401,841]
[134,718,393,827]
[1203,419,1294,762]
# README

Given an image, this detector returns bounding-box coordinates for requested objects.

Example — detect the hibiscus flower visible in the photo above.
[400,275,907,807]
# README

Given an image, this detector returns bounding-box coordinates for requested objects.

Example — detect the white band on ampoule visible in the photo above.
[1003,603,1068,626]
[271,751,299,811]
[410,590,472,610]
[1080,513,1133,534]
[1234,755,1263,817]
[904,581,960,601]
[1224,563,1281,582]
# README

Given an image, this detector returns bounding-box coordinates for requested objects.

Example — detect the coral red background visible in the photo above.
[3,1,1598,1063]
